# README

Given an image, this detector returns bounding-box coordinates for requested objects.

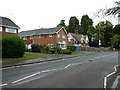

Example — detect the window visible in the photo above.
[23,37,27,40]
[49,34,53,37]
[57,34,60,38]
[30,36,33,39]
[33,35,37,39]
[0,27,2,32]
[62,35,65,38]
[38,35,41,38]
[48,43,54,48]
[6,28,17,33]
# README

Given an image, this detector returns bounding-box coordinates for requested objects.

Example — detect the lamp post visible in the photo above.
[98,28,101,48]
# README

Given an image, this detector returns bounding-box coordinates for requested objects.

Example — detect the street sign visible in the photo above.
[99,40,101,46]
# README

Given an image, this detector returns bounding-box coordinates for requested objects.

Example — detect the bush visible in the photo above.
[2,36,26,58]
[31,44,40,52]
[50,47,61,54]
[26,49,31,52]
[67,46,76,51]
[63,50,72,54]
[110,35,120,49]
[44,45,50,53]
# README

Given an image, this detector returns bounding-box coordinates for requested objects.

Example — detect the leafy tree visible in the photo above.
[67,16,80,33]
[81,15,93,35]
[113,24,120,35]
[95,20,113,47]
[104,1,120,17]
[57,20,66,27]
[110,35,120,49]
[97,1,120,18]
[87,25,96,46]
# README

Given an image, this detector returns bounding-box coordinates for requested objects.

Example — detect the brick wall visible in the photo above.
[23,28,68,48]
[0,27,18,37]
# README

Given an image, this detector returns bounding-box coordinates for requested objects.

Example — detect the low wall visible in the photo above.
[81,47,109,52]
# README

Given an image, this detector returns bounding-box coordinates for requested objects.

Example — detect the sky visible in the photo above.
[0,0,119,32]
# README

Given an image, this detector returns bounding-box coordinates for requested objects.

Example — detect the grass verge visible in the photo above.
[1,53,47,62]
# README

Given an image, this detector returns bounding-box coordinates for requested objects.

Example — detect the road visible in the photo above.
[1,51,118,88]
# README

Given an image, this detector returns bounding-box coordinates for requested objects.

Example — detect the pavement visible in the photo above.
[1,51,95,68]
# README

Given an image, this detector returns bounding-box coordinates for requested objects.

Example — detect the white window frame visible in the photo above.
[49,34,53,37]
[30,36,33,39]
[57,34,60,38]
[6,28,17,33]
[38,35,41,38]
[62,35,65,38]
[23,37,27,40]
[0,27,2,32]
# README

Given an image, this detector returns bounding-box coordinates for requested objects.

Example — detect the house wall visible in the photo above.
[23,28,68,48]
[33,34,57,47]
[0,27,18,37]
[24,36,33,44]
[56,28,68,48]
[69,39,77,44]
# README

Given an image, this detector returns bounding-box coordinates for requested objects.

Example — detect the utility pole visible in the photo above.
[98,25,101,48]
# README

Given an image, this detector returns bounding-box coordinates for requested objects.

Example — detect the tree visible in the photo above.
[57,20,66,27]
[67,16,80,33]
[97,1,120,17]
[87,25,96,46]
[110,35,120,49]
[81,15,93,35]
[113,24,120,35]
[95,20,113,47]
[104,1,120,17]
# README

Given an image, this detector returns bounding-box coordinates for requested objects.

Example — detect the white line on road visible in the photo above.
[14,75,47,86]
[0,83,7,87]
[12,72,41,84]
[64,64,71,69]
[0,52,117,70]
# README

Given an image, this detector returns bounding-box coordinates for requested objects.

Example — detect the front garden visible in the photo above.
[1,36,86,62]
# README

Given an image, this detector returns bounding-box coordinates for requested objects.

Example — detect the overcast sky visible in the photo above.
[0,0,119,32]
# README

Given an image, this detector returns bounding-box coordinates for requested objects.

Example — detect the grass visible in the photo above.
[1,53,47,62]
[71,51,86,55]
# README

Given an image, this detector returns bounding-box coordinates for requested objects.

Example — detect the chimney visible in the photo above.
[75,30,79,34]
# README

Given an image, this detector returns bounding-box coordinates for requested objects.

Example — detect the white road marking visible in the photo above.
[0,52,117,70]
[12,72,41,84]
[14,75,47,86]
[0,83,7,87]
[104,77,107,89]
[64,64,71,69]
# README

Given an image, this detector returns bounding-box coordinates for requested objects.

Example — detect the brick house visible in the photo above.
[67,31,89,47]
[0,16,20,37]
[19,27,68,49]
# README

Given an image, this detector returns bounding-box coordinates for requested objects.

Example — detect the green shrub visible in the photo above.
[110,35,120,49]
[67,46,76,51]
[50,47,61,54]
[2,36,26,58]
[31,44,40,52]
[44,45,50,53]
[63,50,72,54]
[26,49,31,52]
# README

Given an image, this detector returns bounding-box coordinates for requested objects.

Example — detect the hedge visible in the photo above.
[67,46,76,51]
[31,44,40,52]
[2,36,26,58]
